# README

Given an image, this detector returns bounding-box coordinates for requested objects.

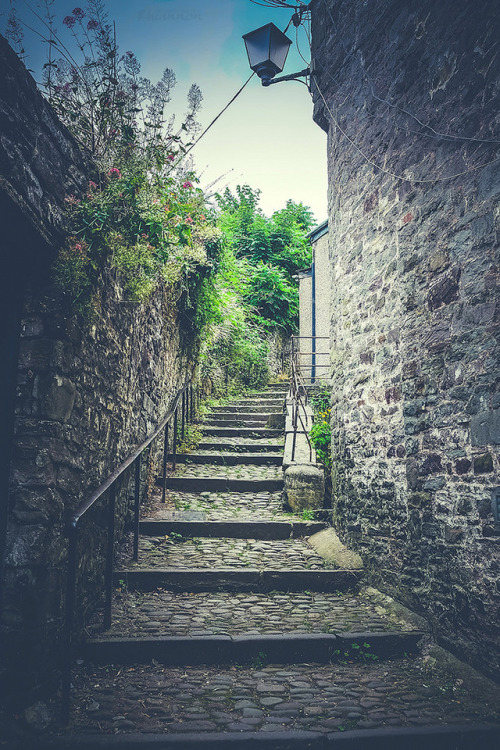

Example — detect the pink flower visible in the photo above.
[108,167,122,179]
[166,154,175,162]
[200,214,206,221]
[72,8,85,20]
[185,216,194,224]
[182,181,193,189]
[63,15,76,28]
[88,180,98,190]
[87,18,99,30]
[64,195,80,205]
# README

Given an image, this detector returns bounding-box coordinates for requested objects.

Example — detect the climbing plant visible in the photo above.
[4,1,223,328]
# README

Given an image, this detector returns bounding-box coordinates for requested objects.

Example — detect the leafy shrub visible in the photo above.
[309,388,332,469]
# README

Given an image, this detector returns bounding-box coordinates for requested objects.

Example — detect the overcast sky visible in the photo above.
[6,0,328,222]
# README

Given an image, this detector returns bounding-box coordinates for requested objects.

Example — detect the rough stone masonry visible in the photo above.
[311,0,500,680]
[0,34,198,707]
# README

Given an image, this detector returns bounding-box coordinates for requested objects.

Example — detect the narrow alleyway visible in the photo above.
[52,385,499,746]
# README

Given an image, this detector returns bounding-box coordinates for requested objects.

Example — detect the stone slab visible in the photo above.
[139,520,327,539]
[25,726,500,750]
[161,478,284,493]
[114,569,362,593]
[307,530,363,570]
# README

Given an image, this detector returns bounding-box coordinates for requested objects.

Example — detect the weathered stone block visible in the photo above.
[284,464,325,513]
[470,409,500,446]
[40,375,76,422]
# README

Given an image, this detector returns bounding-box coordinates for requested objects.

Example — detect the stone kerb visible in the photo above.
[283,396,325,512]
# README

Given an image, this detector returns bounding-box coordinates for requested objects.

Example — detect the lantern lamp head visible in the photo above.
[242,22,293,86]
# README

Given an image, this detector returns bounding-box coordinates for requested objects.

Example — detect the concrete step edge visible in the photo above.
[113,568,362,593]
[31,725,500,750]
[159,478,284,492]
[167,453,283,465]
[84,631,426,665]
[138,520,326,538]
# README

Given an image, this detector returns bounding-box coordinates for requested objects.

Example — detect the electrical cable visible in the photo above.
[312,76,500,184]
[174,72,255,167]
[174,14,297,167]
[296,25,310,66]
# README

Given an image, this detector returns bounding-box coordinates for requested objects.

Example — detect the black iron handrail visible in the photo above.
[289,343,313,464]
[61,379,199,721]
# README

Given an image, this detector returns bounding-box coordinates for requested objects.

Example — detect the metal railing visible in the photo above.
[61,380,199,721]
[289,343,313,463]
[291,334,330,385]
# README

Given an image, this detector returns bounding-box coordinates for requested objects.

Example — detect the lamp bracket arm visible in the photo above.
[267,67,312,85]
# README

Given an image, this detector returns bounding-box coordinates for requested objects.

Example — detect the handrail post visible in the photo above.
[62,521,78,724]
[133,455,141,561]
[172,408,178,471]
[161,422,169,503]
[103,484,116,630]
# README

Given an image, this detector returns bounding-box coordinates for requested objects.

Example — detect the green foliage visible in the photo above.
[33,1,223,339]
[215,185,314,335]
[309,389,332,469]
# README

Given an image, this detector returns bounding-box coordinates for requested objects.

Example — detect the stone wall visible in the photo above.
[0,36,198,705]
[311,0,500,679]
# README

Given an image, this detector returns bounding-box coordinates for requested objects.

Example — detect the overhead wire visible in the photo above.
[174,72,255,167]
[312,76,500,184]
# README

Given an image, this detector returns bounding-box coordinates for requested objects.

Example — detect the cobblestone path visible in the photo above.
[59,385,500,746]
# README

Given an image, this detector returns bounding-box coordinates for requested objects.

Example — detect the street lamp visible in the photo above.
[242,23,292,86]
[243,22,312,87]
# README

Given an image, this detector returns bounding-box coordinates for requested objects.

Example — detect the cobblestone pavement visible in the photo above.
[88,589,414,639]
[36,387,500,742]
[172,463,283,480]
[199,436,285,447]
[65,660,500,735]
[121,537,328,570]
[148,489,293,522]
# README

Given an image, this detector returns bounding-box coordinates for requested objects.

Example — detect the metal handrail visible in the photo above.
[61,379,199,721]
[289,343,313,463]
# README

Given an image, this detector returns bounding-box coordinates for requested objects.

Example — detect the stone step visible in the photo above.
[85,631,424,666]
[207,413,282,422]
[245,391,288,398]
[197,440,283,453]
[165,463,282,481]
[139,519,325,538]
[123,536,328,571]
[160,476,284,492]
[31,726,500,749]
[114,568,362,593]
[202,427,282,438]
[211,405,283,413]
[153,490,292,523]
[203,419,274,428]
[227,398,285,407]
[170,452,283,465]
[89,589,425,640]
[47,661,500,744]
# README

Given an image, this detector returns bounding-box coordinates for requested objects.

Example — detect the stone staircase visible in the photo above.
[23,385,500,747]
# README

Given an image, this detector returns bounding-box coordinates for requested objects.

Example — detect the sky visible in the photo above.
[5,0,328,222]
